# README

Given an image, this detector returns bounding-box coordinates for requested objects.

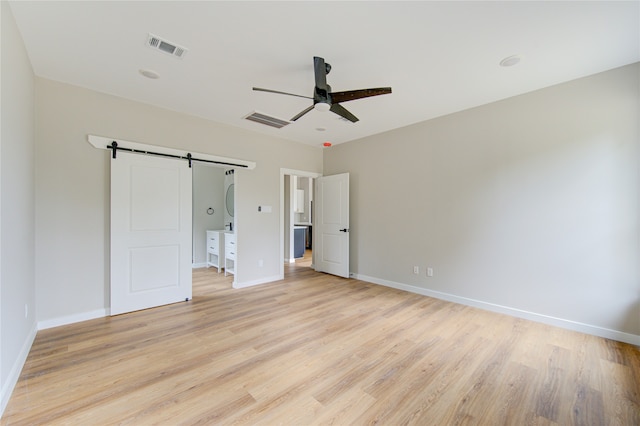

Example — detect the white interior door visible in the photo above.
[111,151,192,315]
[315,173,349,278]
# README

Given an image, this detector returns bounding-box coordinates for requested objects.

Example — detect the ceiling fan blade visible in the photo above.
[329,87,392,104]
[313,57,328,93]
[291,105,315,121]
[330,103,359,123]
[253,87,313,100]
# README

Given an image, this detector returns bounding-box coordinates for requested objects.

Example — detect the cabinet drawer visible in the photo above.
[225,233,236,260]
[209,236,220,251]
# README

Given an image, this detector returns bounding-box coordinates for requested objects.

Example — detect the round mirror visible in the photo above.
[225,183,235,217]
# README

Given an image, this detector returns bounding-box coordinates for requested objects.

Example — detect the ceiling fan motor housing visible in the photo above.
[315,84,331,105]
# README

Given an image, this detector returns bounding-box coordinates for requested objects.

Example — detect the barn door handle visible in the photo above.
[339,228,349,232]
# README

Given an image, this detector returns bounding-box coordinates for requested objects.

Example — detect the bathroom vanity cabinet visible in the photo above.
[206,230,225,273]
[225,233,236,276]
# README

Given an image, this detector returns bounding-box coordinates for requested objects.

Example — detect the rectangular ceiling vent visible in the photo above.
[146,33,187,59]
[244,111,290,129]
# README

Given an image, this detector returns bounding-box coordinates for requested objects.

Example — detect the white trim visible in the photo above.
[192,262,208,269]
[1,323,37,417]
[37,309,109,331]
[87,135,256,170]
[353,273,640,346]
[280,168,322,179]
[233,274,281,289]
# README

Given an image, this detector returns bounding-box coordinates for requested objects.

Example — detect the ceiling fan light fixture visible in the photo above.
[314,102,331,112]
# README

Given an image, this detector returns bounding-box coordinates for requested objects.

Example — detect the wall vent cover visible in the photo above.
[244,111,290,129]
[146,33,187,59]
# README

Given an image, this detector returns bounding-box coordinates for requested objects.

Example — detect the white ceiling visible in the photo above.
[9,1,640,147]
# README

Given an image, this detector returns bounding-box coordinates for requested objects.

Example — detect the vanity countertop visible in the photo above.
[206,229,235,235]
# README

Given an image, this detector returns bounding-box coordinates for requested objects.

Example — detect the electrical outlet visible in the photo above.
[427,267,434,277]
[413,266,419,275]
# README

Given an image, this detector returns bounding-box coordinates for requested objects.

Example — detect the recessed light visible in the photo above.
[139,69,160,79]
[499,55,523,67]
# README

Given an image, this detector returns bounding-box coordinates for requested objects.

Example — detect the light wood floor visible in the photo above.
[3,259,639,425]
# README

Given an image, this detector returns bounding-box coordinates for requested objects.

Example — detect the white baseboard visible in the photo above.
[353,273,640,346]
[192,262,207,269]
[233,274,282,289]
[1,322,37,417]
[37,308,108,331]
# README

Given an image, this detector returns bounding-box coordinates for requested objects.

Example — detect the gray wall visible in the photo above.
[324,63,639,341]
[1,1,37,413]
[34,78,323,324]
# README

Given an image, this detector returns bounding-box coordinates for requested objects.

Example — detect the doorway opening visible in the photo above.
[280,169,322,280]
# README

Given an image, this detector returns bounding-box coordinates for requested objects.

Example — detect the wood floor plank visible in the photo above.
[3,261,639,425]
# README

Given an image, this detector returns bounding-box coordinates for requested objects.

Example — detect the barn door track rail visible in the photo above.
[87,134,256,170]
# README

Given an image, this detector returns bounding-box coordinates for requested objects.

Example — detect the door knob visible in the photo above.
[339,228,349,232]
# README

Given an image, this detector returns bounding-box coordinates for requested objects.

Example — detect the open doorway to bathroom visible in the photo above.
[192,163,235,271]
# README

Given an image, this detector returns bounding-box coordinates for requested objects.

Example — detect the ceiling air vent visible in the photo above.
[146,33,187,59]
[244,111,290,129]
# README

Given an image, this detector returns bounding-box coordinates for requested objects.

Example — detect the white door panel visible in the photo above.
[321,179,344,224]
[111,152,192,315]
[321,234,343,263]
[130,165,180,231]
[129,245,180,291]
[316,173,349,278]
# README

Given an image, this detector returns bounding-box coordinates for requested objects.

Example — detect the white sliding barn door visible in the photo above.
[111,152,192,316]
[315,173,350,278]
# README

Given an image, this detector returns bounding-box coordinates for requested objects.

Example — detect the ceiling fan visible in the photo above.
[253,56,392,123]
